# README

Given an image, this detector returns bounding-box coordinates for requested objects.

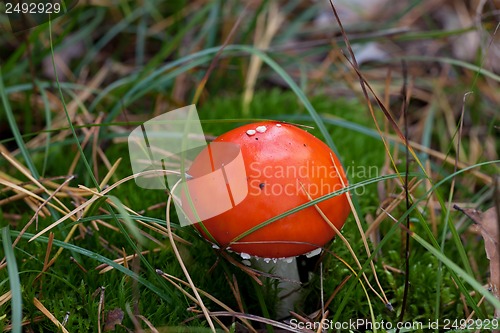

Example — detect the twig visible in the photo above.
[397,60,410,332]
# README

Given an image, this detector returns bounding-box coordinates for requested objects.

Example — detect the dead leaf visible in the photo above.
[463,208,498,259]
[475,208,498,258]
[104,308,124,332]
[460,206,499,316]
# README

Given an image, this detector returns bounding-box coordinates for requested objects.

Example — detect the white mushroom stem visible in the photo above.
[253,257,302,319]
[246,248,322,319]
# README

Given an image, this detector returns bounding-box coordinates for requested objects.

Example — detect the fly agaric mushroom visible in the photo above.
[180,121,350,259]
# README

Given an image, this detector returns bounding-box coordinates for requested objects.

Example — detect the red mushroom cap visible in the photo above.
[181,121,350,258]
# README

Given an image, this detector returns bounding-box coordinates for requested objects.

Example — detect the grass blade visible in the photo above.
[2,227,22,333]
[0,66,39,179]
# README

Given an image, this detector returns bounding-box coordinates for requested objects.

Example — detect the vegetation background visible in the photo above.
[0,0,499,332]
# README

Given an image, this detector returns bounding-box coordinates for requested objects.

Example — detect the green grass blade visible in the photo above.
[107,195,147,246]
[5,81,94,95]
[35,81,52,177]
[252,280,274,333]
[231,172,420,244]
[75,7,145,73]
[0,66,40,179]
[400,56,500,82]
[2,227,22,333]
[141,4,213,72]
[136,12,146,67]
[412,232,500,309]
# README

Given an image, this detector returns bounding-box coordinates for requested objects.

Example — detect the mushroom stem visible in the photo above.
[248,248,322,319]
[252,257,302,319]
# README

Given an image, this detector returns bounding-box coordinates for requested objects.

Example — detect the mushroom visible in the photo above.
[179,121,350,316]
[181,121,350,258]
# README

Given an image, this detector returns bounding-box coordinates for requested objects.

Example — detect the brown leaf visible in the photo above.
[463,207,499,309]
[476,208,499,261]
[104,308,124,332]
[459,202,500,328]
[465,208,498,260]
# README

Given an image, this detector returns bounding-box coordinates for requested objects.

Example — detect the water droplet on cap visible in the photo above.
[256,126,267,133]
